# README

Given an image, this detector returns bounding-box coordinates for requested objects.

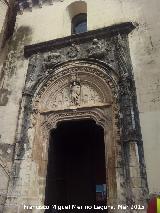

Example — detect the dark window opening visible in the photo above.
[44,119,107,212]
[72,13,87,34]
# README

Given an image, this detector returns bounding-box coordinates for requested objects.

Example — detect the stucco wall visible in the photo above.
[0,0,160,196]
[0,2,8,48]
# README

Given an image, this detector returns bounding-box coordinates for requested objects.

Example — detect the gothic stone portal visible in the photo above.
[32,63,118,208]
[4,60,147,213]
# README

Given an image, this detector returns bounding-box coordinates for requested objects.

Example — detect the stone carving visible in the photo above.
[24,53,44,93]
[7,25,148,211]
[115,33,130,77]
[105,40,113,52]
[67,43,80,58]
[87,38,105,58]
[115,33,141,143]
[70,74,81,105]
[33,63,117,107]
[105,40,116,64]
[43,52,61,69]
[28,53,40,71]
[27,127,35,149]
[43,83,103,110]
[34,63,114,112]
[119,73,133,96]
[42,107,111,132]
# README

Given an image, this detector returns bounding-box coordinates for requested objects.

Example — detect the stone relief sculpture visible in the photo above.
[40,76,105,111]
[67,43,80,58]
[87,38,105,58]
[43,52,61,69]
[70,74,81,105]
[53,85,101,109]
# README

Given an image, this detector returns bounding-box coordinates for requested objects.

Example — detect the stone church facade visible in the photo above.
[0,0,160,212]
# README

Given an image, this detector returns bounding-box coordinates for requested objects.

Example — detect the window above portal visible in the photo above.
[72,13,87,34]
[67,1,87,35]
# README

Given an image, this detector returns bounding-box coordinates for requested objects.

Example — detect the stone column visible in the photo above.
[115,33,148,211]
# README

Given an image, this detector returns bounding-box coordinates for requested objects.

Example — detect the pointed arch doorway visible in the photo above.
[44,119,107,211]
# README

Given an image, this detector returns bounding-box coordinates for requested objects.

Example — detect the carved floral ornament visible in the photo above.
[87,38,105,58]
[41,38,106,66]
[32,63,119,114]
[41,107,113,137]
[67,43,80,59]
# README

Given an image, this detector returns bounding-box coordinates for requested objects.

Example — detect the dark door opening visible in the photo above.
[45,119,107,212]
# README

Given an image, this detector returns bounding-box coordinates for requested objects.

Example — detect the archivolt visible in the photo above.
[31,60,119,113]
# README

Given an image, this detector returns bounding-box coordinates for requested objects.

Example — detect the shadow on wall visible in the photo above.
[0,26,32,106]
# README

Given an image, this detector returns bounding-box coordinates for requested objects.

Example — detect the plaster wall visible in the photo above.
[0,0,160,197]
[0,3,7,29]
[0,2,8,48]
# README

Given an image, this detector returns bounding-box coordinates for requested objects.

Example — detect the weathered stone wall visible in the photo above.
[0,25,32,211]
[0,2,12,211]
[0,0,160,209]
[0,1,9,71]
